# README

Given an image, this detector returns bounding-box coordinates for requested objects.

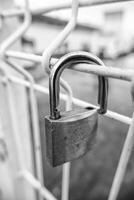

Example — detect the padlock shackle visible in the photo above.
[49,51,108,119]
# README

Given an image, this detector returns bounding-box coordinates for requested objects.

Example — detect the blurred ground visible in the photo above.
[28,53,134,200]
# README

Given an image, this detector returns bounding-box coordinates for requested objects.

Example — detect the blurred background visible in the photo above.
[1,0,134,200]
[16,0,134,59]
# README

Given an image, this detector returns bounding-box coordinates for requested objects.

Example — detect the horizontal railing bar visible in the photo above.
[5,50,134,81]
[1,0,134,18]
[6,50,43,63]
[1,75,131,125]
[31,0,134,16]
[72,64,132,81]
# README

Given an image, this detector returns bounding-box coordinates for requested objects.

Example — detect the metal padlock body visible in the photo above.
[45,51,108,167]
[45,107,98,166]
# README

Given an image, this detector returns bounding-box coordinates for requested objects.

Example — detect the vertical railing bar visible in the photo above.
[4,77,26,169]
[108,80,134,200]
[0,65,28,170]
[62,163,71,200]
[4,59,44,194]
[61,80,73,200]
[108,111,134,200]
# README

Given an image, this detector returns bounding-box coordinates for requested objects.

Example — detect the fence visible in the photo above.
[0,0,134,200]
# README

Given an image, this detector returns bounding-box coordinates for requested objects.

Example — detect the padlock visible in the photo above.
[45,51,108,167]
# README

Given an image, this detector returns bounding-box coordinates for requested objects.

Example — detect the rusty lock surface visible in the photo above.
[45,51,108,167]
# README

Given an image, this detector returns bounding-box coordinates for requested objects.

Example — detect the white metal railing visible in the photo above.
[0,0,134,200]
[0,0,134,18]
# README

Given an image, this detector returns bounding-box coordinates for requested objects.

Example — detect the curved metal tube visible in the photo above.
[0,0,31,57]
[42,0,79,73]
[49,51,108,119]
